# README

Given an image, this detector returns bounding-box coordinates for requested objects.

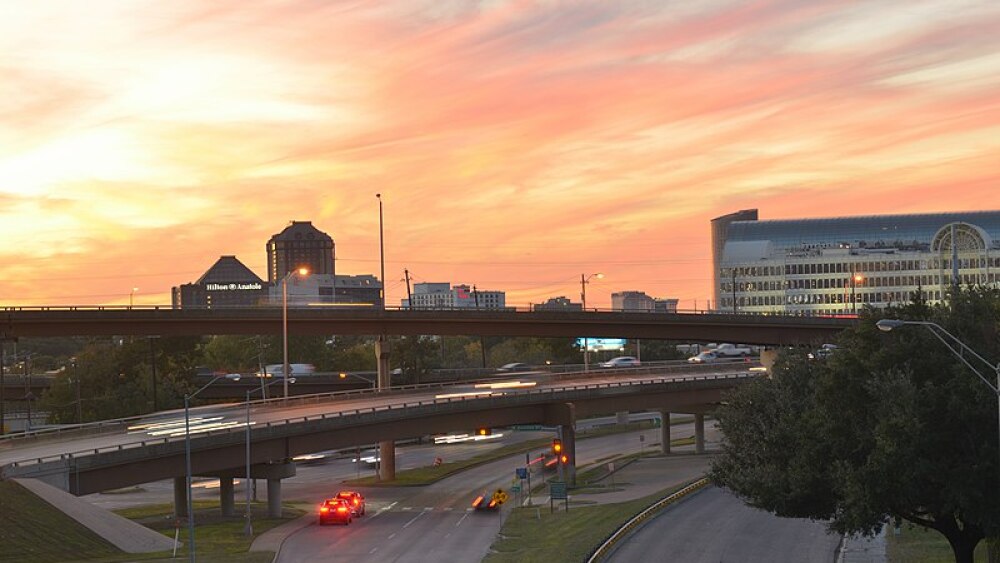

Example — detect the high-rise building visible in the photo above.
[266,221,335,284]
[713,210,1000,315]
[172,256,266,309]
[402,283,506,310]
[711,209,759,308]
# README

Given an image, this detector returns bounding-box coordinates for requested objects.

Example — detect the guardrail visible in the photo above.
[1,371,759,472]
[586,477,712,563]
[0,360,756,446]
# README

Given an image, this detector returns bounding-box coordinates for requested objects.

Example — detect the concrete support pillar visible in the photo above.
[375,336,396,481]
[561,424,577,487]
[266,478,282,518]
[379,440,396,481]
[375,336,392,389]
[694,413,705,454]
[219,476,235,517]
[615,411,629,426]
[173,477,187,518]
[659,410,671,454]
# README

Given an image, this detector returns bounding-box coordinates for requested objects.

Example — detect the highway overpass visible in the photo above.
[1,307,852,344]
[0,363,759,517]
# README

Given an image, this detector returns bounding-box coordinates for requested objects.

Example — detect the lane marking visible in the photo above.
[403,510,428,529]
[388,533,396,540]
[369,548,378,554]
[368,501,396,520]
[455,512,470,528]
[425,507,434,511]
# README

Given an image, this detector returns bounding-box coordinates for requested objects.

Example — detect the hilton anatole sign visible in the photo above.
[205,283,263,291]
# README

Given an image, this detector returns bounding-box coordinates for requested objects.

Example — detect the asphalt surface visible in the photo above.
[0,366,747,467]
[607,486,840,563]
[275,421,709,563]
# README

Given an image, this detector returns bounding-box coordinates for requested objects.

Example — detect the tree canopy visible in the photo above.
[710,287,1000,563]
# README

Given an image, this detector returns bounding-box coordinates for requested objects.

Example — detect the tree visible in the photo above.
[710,287,1000,563]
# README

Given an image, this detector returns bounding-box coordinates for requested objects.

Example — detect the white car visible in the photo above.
[688,351,721,364]
[600,356,640,368]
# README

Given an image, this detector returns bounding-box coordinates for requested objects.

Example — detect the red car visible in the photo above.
[336,491,366,516]
[318,498,353,525]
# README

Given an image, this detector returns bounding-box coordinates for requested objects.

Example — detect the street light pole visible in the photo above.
[581,273,604,372]
[377,193,385,311]
[877,319,1000,508]
[72,359,81,425]
[281,268,309,400]
[184,373,240,562]
[245,377,294,536]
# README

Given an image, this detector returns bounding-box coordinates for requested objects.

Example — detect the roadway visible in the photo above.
[607,486,840,563]
[275,419,712,563]
[0,366,748,474]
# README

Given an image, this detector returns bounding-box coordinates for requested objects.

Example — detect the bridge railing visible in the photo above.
[1,370,762,471]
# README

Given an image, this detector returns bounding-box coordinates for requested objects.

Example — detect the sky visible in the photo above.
[1,0,998,310]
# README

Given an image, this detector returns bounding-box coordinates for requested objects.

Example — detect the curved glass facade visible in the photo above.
[713,210,1000,315]
[726,211,1000,251]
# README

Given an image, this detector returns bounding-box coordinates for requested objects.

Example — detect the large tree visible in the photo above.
[710,287,1000,563]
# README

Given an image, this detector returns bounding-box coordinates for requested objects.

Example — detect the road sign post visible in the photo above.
[550,480,568,513]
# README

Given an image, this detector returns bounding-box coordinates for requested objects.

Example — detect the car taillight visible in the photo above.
[337,506,348,513]
[353,498,359,506]
[472,495,483,507]
[320,506,329,513]
[488,500,497,508]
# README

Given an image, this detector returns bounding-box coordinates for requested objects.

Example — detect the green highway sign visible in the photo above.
[550,481,568,500]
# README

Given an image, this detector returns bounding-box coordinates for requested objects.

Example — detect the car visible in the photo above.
[600,356,640,368]
[687,351,721,364]
[497,362,532,372]
[336,491,366,516]
[808,343,839,360]
[318,498,353,525]
[472,489,507,512]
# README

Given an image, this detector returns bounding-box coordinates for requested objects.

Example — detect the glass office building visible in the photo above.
[713,210,1000,315]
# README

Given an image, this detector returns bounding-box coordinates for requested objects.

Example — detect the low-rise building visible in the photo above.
[402,283,506,310]
[172,256,266,309]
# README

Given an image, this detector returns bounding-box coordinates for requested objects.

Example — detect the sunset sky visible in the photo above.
[2,0,998,309]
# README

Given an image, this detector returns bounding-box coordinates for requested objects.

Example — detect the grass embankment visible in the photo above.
[113,500,305,563]
[484,482,689,563]
[345,419,668,487]
[0,480,122,563]
[886,524,988,562]
[0,480,304,563]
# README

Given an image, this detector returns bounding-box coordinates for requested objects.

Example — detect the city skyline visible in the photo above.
[2,1,998,308]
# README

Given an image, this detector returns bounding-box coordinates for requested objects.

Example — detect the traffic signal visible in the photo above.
[552,439,563,455]
[560,454,569,465]
[476,427,491,436]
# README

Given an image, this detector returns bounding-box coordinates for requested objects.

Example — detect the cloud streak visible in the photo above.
[1,0,997,307]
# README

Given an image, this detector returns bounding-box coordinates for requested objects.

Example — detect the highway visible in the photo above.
[0,365,749,473]
[607,486,840,563]
[276,420,712,563]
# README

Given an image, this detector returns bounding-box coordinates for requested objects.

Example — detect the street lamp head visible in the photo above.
[876,319,906,332]
[595,273,605,280]
[376,193,381,199]
[297,267,310,276]
[339,372,347,379]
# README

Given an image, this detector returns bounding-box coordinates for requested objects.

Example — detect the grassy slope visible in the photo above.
[886,524,988,562]
[0,480,121,563]
[484,483,686,563]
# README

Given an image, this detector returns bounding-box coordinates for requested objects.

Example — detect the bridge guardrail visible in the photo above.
[0,360,755,446]
[586,477,712,563]
[1,371,761,471]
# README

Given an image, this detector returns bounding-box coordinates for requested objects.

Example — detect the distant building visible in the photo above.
[611,291,678,313]
[402,283,506,310]
[172,256,266,309]
[713,210,1000,315]
[267,274,382,308]
[532,296,582,311]
[266,221,335,284]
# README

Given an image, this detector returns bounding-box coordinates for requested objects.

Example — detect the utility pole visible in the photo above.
[24,354,31,433]
[149,336,159,412]
[404,269,413,309]
[474,285,487,369]
[73,359,82,425]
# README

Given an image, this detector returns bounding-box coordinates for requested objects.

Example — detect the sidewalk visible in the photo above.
[249,504,315,554]
[13,478,177,554]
